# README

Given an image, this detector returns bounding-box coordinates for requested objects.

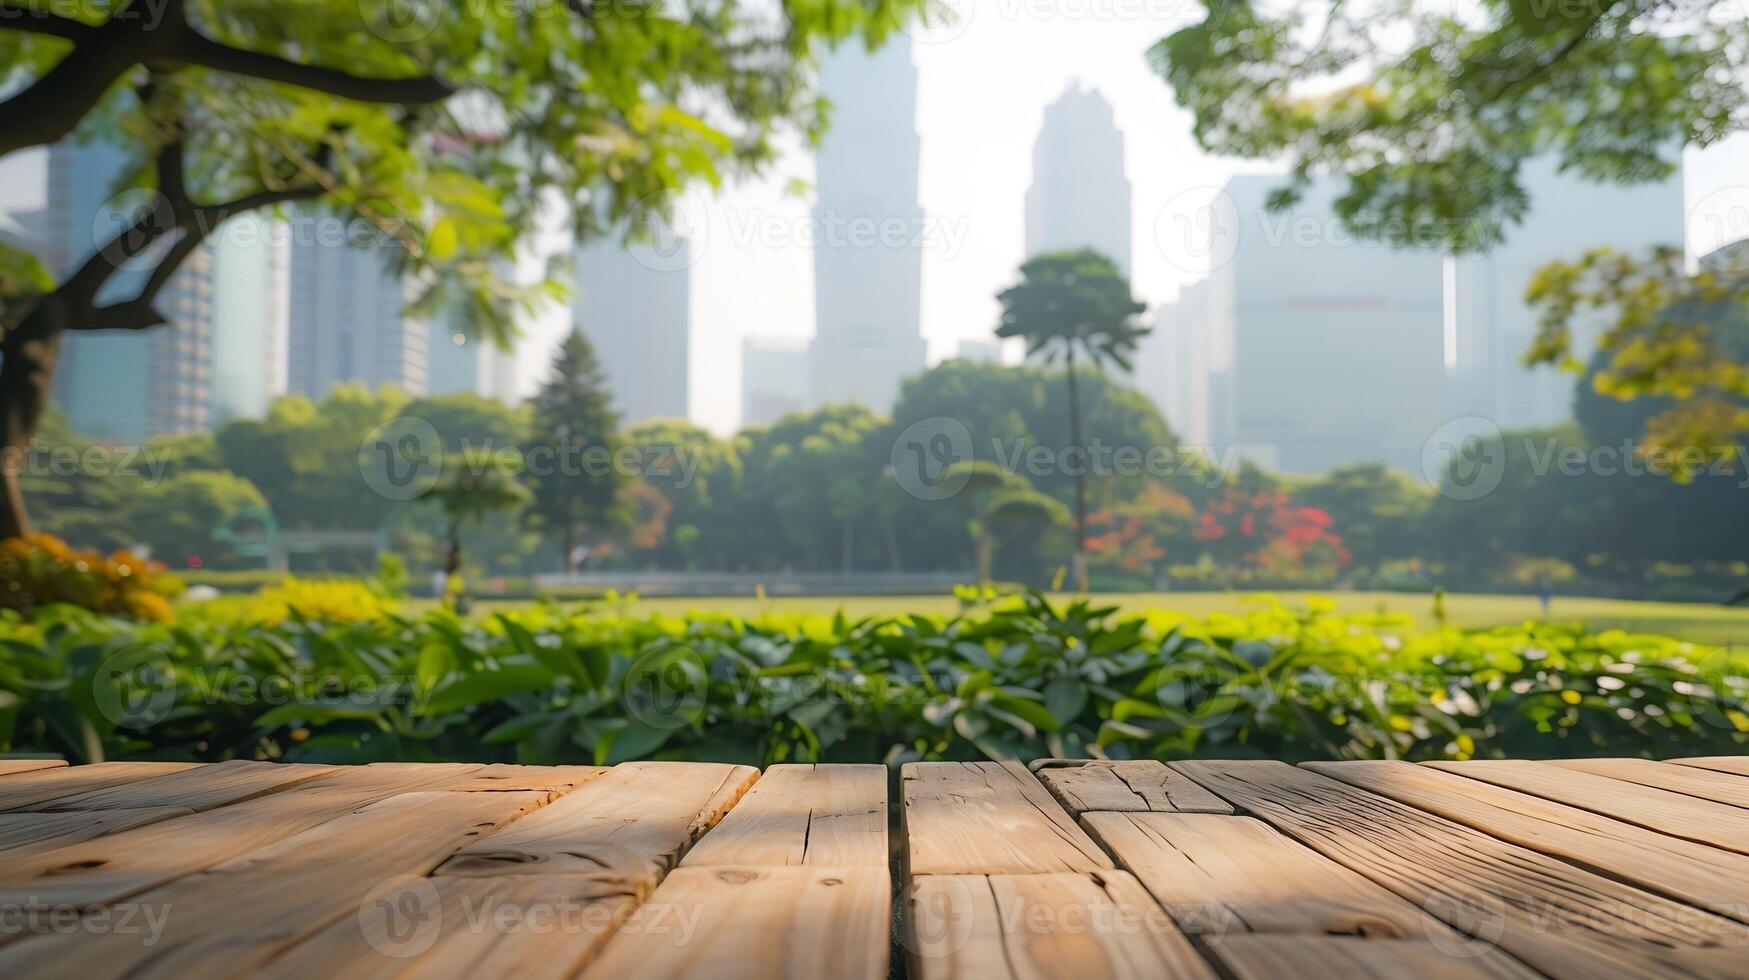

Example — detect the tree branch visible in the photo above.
[175,31,452,105]
[0,2,100,42]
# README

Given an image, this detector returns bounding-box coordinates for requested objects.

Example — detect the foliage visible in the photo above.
[1153,0,1749,456]
[525,330,628,570]
[0,592,1742,766]
[128,470,269,569]
[0,534,180,622]
[187,576,397,628]
[995,249,1151,589]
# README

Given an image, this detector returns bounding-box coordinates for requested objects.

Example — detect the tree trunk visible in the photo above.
[976,530,993,586]
[0,300,67,540]
[1064,347,1088,592]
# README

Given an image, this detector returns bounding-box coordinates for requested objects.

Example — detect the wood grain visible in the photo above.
[0,790,549,978]
[260,873,641,979]
[1309,760,1749,923]
[0,761,203,811]
[681,764,886,868]
[36,759,336,812]
[437,762,759,892]
[0,759,67,778]
[0,763,516,909]
[1427,759,1749,855]
[1032,760,1235,815]
[906,871,1215,980]
[1549,758,1749,809]
[1675,757,1749,778]
[0,806,193,858]
[581,865,890,980]
[1171,760,1749,979]
[1209,935,1539,980]
[903,761,1113,874]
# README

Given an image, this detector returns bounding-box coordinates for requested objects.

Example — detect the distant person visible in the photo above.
[1536,578,1553,615]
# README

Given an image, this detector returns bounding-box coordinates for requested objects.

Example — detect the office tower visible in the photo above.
[44,141,215,443]
[1025,84,1132,278]
[209,212,285,425]
[573,226,691,424]
[1215,175,1447,474]
[285,212,427,399]
[1448,157,1685,430]
[1136,280,1213,444]
[808,38,927,413]
[427,308,521,403]
[741,337,810,427]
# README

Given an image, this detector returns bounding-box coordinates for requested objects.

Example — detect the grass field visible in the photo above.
[465,591,1749,646]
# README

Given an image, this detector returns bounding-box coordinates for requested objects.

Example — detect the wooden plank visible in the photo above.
[1427,759,1749,855]
[905,871,1215,980]
[0,763,520,909]
[1549,758,1749,809]
[1032,759,1235,815]
[902,761,1113,875]
[0,761,203,811]
[260,874,641,979]
[0,759,67,778]
[36,759,336,812]
[0,806,194,859]
[1171,760,1749,979]
[581,865,890,980]
[1309,760,1749,923]
[437,762,759,893]
[1210,936,1538,980]
[0,790,549,978]
[1083,810,1459,939]
[681,764,886,868]
[1674,757,1749,778]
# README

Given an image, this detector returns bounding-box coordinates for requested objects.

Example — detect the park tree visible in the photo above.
[0,0,925,540]
[1154,0,1749,455]
[420,447,531,606]
[525,330,626,572]
[995,249,1148,591]
[127,469,267,568]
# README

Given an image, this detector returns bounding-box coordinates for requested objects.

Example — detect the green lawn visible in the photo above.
[471,591,1749,646]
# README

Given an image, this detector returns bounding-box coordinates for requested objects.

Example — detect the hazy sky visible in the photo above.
[4,2,1744,435]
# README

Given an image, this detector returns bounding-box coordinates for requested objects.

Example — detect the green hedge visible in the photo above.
[1,593,1744,766]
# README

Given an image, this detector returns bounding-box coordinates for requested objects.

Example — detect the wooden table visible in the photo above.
[0,756,1746,978]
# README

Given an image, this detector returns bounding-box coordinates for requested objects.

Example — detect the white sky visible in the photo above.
[3,1,1745,434]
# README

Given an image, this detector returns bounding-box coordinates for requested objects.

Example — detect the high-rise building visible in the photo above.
[44,141,215,444]
[741,337,810,427]
[1136,280,1213,444]
[285,214,427,399]
[1448,157,1685,430]
[1025,84,1131,277]
[809,38,927,414]
[427,307,521,403]
[209,212,285,425]
[953,338,1004,364]
[1215,175,1448,474]
[573,226,691,424]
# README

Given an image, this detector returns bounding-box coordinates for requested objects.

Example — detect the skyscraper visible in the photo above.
[741,337,809,427]
[1448,157,1685,430]
[44,141,215,443]
[808,38,927,414]
[285,214,428,399]
[1215,175,1448,474]
[426,311,521,404]
[209,212,285,425]
[1025,84,1131,277]
[573,226,691,424]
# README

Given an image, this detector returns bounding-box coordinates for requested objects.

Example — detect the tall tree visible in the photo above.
[525,329,625,572]
[0,0,924,539]
[995,249,1148,591]
[419,448,531,606]
[1154,0,1749,453]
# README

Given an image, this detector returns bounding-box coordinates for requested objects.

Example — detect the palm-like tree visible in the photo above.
[995,249,1148,591]
[422,448,532,609]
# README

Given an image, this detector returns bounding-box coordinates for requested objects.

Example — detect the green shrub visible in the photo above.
[0,593,1742,765]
